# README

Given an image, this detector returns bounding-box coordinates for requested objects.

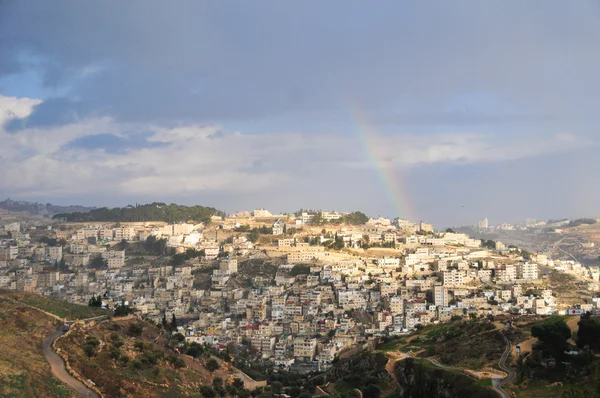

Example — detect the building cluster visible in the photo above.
[1,211,599,373]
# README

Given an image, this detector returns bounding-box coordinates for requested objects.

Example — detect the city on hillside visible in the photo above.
[2,206,599,379]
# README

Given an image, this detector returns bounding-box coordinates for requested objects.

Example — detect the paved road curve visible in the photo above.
[41,325,100,398]
[492,330,516,398]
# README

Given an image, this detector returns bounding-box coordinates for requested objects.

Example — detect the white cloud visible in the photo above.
[0,95,42,128]
[0,95,590,200]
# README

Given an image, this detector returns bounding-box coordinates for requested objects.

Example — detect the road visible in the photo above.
[492,330,516,398]
[42,324,100,398]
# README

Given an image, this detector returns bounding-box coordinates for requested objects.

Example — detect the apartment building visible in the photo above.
[495,265,517,282]
[287,251,317,263]
[442,270,463,287]
[293,338,317,360]
[517,263,539,280]
[37,270,59,289]
[278,239,294,247]
[0,246,19,260]
[389,296,404,315]
[99,229,113,241]
[114,227,135,241]
[433,285,448,307]
[47,246,63,262]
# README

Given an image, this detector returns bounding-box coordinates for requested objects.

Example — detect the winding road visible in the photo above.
[41,324,100,398]
[492,329,516,398]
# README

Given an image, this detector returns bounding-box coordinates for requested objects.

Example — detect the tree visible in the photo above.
[58,256,67,271]
[445,228,456,233]
[271,381,283,394]
[248,229,260,243]
[531,317,571,362]
[577,314,600,353]
[206,358,219,372]
[161,314,168,330]
[128,323,143,337]
[114,301,131,317]
[171,313,177,332]
[363,384,382,398]
[199,385,216,398]
[186,343,204,358]
[88,294,102,307]
[344,211,369,225]
[290,264,311,276]
[311,212,324,226]
[90,255,106,269]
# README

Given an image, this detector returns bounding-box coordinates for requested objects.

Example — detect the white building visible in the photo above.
[517,262,539,280]
[442,270,463,287]
[253,209,273,218]
[433,285,448,307]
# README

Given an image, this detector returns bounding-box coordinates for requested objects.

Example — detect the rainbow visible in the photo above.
[350,106,415,221]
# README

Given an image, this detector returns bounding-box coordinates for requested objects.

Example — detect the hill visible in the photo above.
[0,294,81,397]
[0,292,257,398]
[0,199,94,217]
[53,202,226,223]
[55,316,241,397]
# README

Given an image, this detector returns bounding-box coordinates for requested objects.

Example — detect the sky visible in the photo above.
[1,1,599,227]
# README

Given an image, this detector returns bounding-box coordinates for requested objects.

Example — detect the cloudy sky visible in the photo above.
[1,1,599,226]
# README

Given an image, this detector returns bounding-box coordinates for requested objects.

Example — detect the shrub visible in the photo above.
[128,323,143,337]
[206,358,219,372]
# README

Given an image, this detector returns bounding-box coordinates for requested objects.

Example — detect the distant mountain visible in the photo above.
[53,202,225,223]
[0,199,95,217]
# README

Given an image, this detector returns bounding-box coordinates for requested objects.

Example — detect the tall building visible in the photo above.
[478,218,489,229]
[433,285,448,307]
[517,263,539,280]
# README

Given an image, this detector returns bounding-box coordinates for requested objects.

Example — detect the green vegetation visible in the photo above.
[53,202,224,223]
[9,293,107,320]
[395,358,497,398]
[531,316,571,364]
[143,236,167,255]
[88,294,102,307]
[377,336,405,352]
[481,239,496,250]
[566,218,598,227]
[290,264,312,276]
[0,198,93,216]
[312,211,369,226]
[327,351,390,398]
[114,301,133,317]
[577,314,600,353]
[404,319,517,369]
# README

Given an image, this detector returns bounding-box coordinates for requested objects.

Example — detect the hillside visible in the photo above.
[53,202,225,223]
[0,295,76,397]
[55,316,254,397]
[0,292,257,398]
[0,199,94,217]
[6,292,108,320]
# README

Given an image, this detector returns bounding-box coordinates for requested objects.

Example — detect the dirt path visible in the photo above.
[42,325,100,398]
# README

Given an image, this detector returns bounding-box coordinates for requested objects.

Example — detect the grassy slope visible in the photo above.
[0,297,74,398]
[6,292,108,320]
[56,316,233,397]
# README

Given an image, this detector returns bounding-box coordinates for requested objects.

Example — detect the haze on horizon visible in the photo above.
[0,1,599,227]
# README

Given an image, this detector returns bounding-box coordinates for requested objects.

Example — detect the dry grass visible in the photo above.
[0,297,75,398]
